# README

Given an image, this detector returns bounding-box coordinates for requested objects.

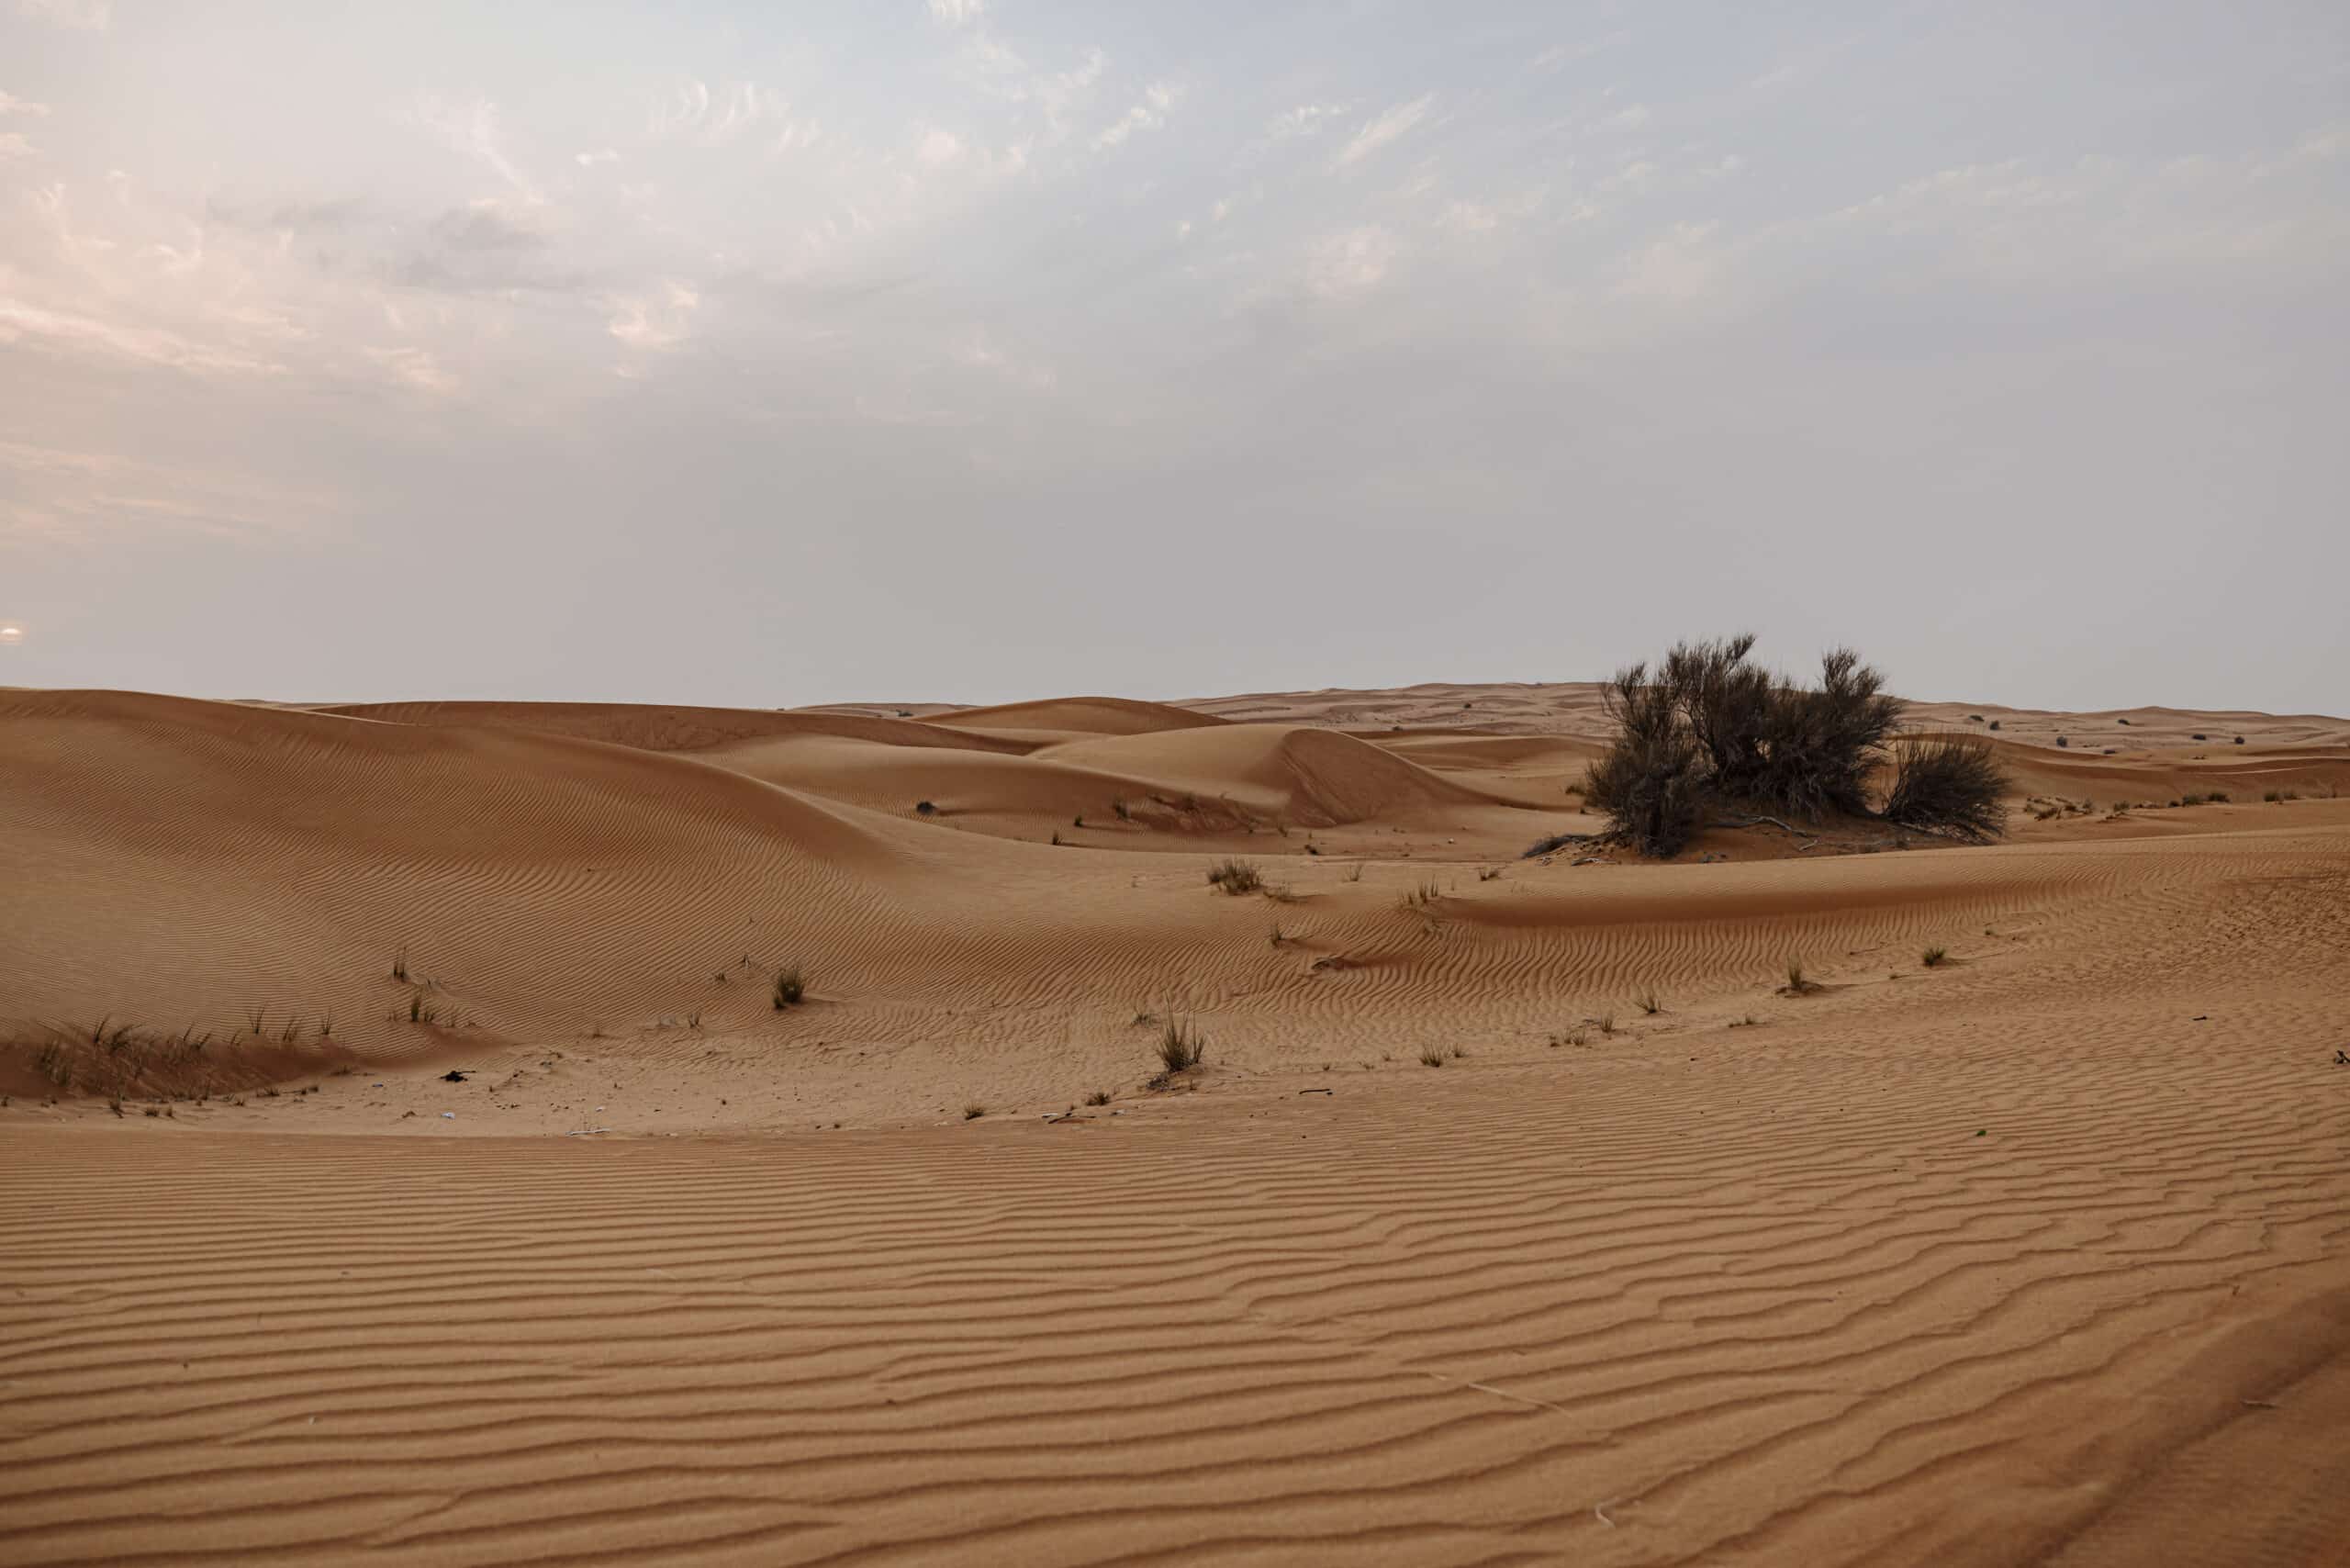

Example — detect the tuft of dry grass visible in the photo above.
[1635,987,1664,1015]
[963,1103,986,1120]
[1922,946,1949,967]
[1418,1046,1446,1067]
[773,967,807,1009]
[1207,858,1263,895]
[1084,1090,1112,1107]
[1156,1015,1207,1074]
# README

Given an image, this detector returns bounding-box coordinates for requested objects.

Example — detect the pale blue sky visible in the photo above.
[3,1,2344,710]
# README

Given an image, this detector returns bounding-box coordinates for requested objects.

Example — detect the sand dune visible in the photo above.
[4,680,2348,1565]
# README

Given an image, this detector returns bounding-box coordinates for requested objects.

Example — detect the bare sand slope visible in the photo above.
[4,685,2349,1565]
[3,818,2346,1564]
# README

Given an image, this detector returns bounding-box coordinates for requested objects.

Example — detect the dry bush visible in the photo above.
[1880,734,2010,841]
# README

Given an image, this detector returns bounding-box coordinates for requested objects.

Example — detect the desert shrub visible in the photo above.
[1635,987,1664,1015]
[1922,946,1948,967]
[1583,636,1985,856]
[1880,734,2010,841]
[773,967,806,1008]
[1784,957,1809,991]
[2191,733,2207,742]
[1207,858,1263,895]
[2234,736,2244,745]
[2181,792,2208,806]
[2207,790,2230,803]
[1583,661,1707,856]
[1084,1090,1112,1106]
[963,1104,986,1120]
[1966,714,1983,723]
[1987,719,2000,731]
[2055,735,2068,748]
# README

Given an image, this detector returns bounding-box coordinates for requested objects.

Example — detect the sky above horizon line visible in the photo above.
[2,0,2345,714]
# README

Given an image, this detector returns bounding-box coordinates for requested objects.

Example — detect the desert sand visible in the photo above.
[4,681,2348,1566]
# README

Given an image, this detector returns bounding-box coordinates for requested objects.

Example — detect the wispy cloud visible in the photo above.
[1095,81,1177,150]
[0,90,54,116]
[405,94,539,200]
[1269,102,1348,139]
[926,0,984,27]
[1333,95,1432,170]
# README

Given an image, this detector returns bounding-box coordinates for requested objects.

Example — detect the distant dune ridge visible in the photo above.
[3,678,2348,1565]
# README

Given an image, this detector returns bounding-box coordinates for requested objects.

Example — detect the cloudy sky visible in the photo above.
[3,1,2344,711]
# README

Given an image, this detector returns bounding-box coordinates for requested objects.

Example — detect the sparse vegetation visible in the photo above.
[1156,1015,1207,1074]
[773,967,807,1008]
[1635,988,1664,1015]
[391,946,408,982]
[1084,1090,1112,1106]
[1477,865,1504,881]
[1596,1013,1617,1035]
[2056,735,2068,748]
[1783,958,1815,994]
[1922,946,1949,967]
[1418,1046,1447,1067]
[1987,720,2000,731]
[2265,788,2300,803]
[963,1103,986,1120]
[1207,858,1264,896]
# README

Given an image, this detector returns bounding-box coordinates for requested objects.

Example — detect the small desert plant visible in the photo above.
[2265,788,2300,803]
[963,1103,986,1120]
[773,967,807,1008]
[391,946,408,982]
[1477,865,1504,881]
[1732,1014,1761,1027]
[1966,714,1983,723]
[1113,798,1132,821]
[1418,1046,1447,1067]
[1922,946,1949,967]
[1987,720,2000,731]
[1157,1015,1207,1073]
[1344,861,1365,882]
[1207,858,1263,895]
[2116,717,2130,725]
[2191,733,2207,742]
[1595,1012,1617,1035]
[915,801,937,814]
[2207,790,2230,802]
[2234,735,2244,745]
[1784,958,1811,992]
[1635,988,1663,1015]
[1084,1090,1112,1106]
[1551,1026,1590,1047]
[2055,735,2068,748]
[2180,793,2207,806]
[1399,879,1442,909]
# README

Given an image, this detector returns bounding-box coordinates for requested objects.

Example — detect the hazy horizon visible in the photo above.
[4,1,2345,712]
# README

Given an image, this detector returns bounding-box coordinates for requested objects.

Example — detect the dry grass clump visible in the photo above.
[1922,946,1949,967]
[1084,1090,1112,1107]
[1418,1046,1447,1067]
[963,1103,986,1120]
[773,967,807,1009]
[1782,958,1819,995]
[1207,859,1263,895]
[1156,1015,1207,1074]
[1634,987,1664,1015]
